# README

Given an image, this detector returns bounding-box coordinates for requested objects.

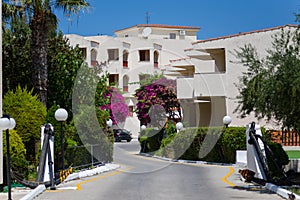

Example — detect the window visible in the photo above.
[108,49,119,61]
[123,50,129,67]
[80,48,87,59]
[128,106,133,117]
[91,41,99,48]
[170,33,176,39]
[123,75,129,92]
[139,50,150,61]
[109,74,119,87]
[91,49,97,67]
[154,51,159,68]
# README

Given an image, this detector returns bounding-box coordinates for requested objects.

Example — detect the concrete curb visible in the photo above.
[20,163,120,200]
[139,152,234,167]
[20,185,46,200]
[63,163,120,182]
[266,183,300,200]
[77,163,120,180]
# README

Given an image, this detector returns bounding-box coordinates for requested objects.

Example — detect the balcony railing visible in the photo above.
[91,60,97,67]
[123,61,128,67]
[123,86,128,92]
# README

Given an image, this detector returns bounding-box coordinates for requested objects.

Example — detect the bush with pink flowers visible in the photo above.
[99,87,128,125]
[134,77,181,126]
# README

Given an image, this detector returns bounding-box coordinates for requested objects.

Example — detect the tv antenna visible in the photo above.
[146,11,150,24]
[65,13,72,34]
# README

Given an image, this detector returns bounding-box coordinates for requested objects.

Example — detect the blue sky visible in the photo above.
[56,0,300,40]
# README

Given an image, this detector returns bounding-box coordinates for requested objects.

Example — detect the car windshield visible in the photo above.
[114,129,130,134]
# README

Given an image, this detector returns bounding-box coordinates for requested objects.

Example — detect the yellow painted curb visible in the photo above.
[221,166,235,187]
[76,166,132,190]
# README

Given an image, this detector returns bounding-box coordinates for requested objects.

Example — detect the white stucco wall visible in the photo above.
[65,27,196,137]
[181,25,297,129]
[66,25,296,133]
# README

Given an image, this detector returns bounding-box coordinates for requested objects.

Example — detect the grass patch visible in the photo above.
[285,150,300,159]
[287,187,300,196]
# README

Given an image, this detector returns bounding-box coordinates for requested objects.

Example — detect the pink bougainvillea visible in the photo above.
[98,86,128,125]
[134,77,181,126]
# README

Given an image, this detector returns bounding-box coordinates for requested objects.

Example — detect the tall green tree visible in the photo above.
[47,32,85,110]
[235,26,300,129]
[2,10,32,94]
[3,0,89,107]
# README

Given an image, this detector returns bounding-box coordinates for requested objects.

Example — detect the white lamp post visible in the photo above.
[176,122,183,132]
[0,115,16,200]
[0,118,10,130]
[55,108,68,122]
[106,118,113,128]
[8,118,16,130]
[55,108,68,170]
[141,125,146,131]
[223,116,232,128]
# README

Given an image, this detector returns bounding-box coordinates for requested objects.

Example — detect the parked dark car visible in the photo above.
[113,129,132,142]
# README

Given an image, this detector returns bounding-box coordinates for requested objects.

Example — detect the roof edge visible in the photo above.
[193,24,299,44]
[115,24,200,33]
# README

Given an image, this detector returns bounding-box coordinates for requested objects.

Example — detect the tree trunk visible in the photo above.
[30,11,48,107]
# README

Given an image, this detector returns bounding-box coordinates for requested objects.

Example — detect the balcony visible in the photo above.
[177,78,194,99]
[176,73,226,99]
[169,58,192,67]
[185,49,212,60]
[185,48,226,73]
[193,74,226,97]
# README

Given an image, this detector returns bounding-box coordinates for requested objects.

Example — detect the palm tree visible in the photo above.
[3,0,89,107]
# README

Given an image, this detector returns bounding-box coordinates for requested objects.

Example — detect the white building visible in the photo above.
[66,24,297,136]
[170,24,297,129]
[65,24,200,137]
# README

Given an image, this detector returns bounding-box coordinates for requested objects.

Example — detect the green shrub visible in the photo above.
[3,86,47,161]
[266,142,289,178]
[220,127,247,163]
[139,128,164,154]
[158,127,226,162]
[159,123,178,157]
[73,105,113,163]
[3,130,28,183]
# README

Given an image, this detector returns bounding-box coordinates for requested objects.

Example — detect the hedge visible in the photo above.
[157,127,247,163]
[139,126,289,176]
[139,128,164,154]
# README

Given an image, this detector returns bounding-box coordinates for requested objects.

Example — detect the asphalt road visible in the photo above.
[32,140,283,200]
